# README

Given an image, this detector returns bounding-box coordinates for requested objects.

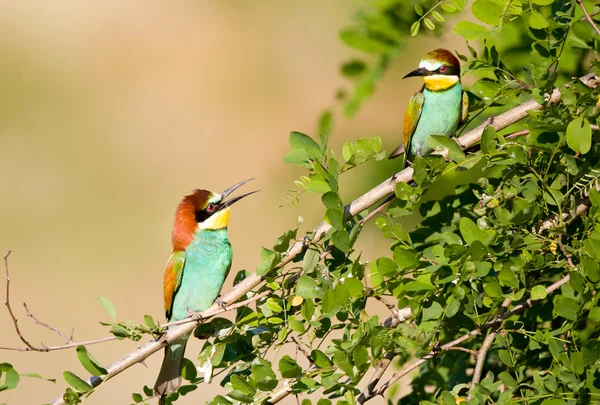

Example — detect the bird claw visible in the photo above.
[215,297,227,310]
[187,310,203,322]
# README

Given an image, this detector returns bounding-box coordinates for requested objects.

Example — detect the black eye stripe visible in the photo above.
[435,65,459,75]
[195,210,215,223]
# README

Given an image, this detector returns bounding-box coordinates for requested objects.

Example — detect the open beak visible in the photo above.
[219,178,259,209]
[403,67,430,79]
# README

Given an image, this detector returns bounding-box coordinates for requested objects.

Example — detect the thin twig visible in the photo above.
[292,337,314,367]
[373,295,401,322]
[49,73,599,405]
[3,251,39,351]
[577,0,600,36]
[360,195,394,226]
[444,346,477,356]
[556,235,576,268]
[359,273,571,403]
[505,124,599,140]
[357,351,396,403]
[23,302,72,344]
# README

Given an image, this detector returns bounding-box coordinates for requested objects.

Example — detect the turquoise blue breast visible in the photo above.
[410,83,463,157]
[170,228,232,321]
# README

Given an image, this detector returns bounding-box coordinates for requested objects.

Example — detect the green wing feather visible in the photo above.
[461,91,469,124]
[389,92,424,169]
[163,251,186,320]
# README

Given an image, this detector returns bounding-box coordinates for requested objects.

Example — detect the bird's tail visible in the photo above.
[154,334,190,405]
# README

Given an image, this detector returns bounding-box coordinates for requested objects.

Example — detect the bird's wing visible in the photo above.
[163,250,186,320]
[460,91,469,124]
[389,91,424,161]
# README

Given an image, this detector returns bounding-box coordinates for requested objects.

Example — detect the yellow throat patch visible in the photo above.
[199,208,231,230]
[422,74,459,91]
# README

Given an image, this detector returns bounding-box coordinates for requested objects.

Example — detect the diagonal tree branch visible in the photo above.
[577,0,600,36]
[469,330,497,391]
[48,72,598,405]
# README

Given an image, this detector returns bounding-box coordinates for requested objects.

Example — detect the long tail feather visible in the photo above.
[154,334,189,404]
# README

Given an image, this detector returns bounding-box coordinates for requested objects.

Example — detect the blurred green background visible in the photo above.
[0,1,464,403]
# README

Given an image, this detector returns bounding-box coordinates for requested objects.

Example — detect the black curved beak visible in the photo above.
[219,178,259,209]
[403,67,430,79]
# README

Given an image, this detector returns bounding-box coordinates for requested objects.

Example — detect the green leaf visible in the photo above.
[553,296,579,321]
[311,350,333,369]
[288,318,305,333]
[352,346,369,370]
[582,256,600,282]
[302,299,315,321]
[472,0,503,26]
[144,314,157,329]
[498,349,514,367]
[483,280,503,298]
[181,358,197,382]
[303,247,320,274]
[453,21,489,40]
[98,296,116,319]
[340,60,366,79]
[63,371,92,393]
[331,230,350,254]
[76,346,107,376]
[422,301,444,321]
[230,374,256,396]
[306,179,330,193]
[566,117,592,154]
[376,257,398,276]
[343,278,363,297]
[583,238,600,261]
[459,217,486,245]
[290,131,321,155]
[393,247,420,270]
[481,125,497,154]
[21,373,56,383]
[297,276,322,299]
[322,192,342,210]
[531,285,547,300]
[529,11,549,29]
[410,21,420,36]
[0,365,20,392]
[278,355,302,378]
[227,390,254,403]
[325,208,344,230]
[253,364,278,391]
[423,18,435,31]
[428,135,465,163]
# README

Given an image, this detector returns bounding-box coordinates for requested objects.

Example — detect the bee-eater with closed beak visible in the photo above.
[154,179,258,403]
[389,48,468,167]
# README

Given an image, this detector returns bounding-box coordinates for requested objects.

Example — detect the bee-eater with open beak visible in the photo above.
[389,48,468,167]
[154,179,258,404]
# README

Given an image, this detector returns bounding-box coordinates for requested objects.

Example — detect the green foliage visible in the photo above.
[6,1,600,404]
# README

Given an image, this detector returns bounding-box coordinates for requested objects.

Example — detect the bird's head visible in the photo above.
[172,179,258,250]
[403,48,461,91]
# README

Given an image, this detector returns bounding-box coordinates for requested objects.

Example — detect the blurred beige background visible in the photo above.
[0,1,463,404]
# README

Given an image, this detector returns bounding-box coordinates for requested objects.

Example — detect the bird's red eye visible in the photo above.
[207,204,216,212]
[439,65,447,73]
